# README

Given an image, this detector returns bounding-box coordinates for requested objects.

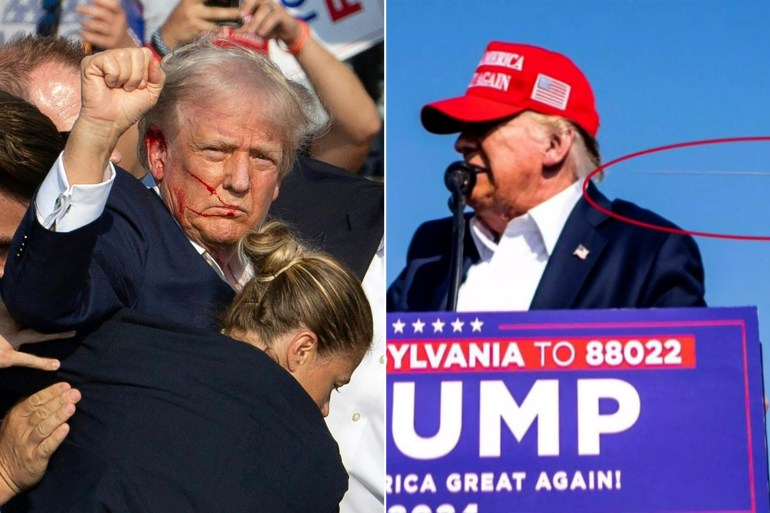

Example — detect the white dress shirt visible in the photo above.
[457,181,583,312]
[326,239,385,513]
[35,154,115,232]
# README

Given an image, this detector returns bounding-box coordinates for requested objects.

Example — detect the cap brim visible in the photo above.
[421,95,527,134]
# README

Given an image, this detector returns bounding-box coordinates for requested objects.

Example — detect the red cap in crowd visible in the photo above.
[214,27,269,54]
[421,41,600,137]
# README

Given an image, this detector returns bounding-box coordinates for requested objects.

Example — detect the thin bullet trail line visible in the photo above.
[619,170,770,176]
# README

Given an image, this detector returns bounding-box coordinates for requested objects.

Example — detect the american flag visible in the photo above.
[573,244,590,261]
[531,73,571,110]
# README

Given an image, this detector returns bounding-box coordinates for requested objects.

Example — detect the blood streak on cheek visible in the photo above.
[187,171,238,216]
[185,205,236,218]
[188,172,217,195]
[186,207,218,218]
[185,206,237,218]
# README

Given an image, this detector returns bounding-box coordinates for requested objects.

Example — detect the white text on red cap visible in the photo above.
[470,72,511,92]
[469,51,525,93]
[479,51,525,71]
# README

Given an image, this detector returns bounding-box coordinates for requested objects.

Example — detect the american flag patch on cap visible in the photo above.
[531,73,571,110]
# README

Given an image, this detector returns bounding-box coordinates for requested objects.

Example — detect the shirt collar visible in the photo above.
[470,180,583,258]
[140,172,157,189]
[528,180,583,256]
[188,237,253,290]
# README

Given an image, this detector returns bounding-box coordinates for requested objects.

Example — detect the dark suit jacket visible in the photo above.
[0,157,383,414]
[388,183,705,311]
[5,311,347,513]
[1,167,234,332]
[0,168,234,413]
[1,157,381,336]
[270,156,384,281]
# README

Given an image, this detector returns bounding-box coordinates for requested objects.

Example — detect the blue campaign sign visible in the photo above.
[386,307,770,513]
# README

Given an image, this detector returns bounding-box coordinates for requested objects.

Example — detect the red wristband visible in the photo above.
[285,21,310,55]
[145,42,163,62]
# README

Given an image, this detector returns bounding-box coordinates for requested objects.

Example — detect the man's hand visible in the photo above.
[77,0,139,50]
[160,0,241,50]
[0,383,81,504]
[238,0,303,46]
[0,302,72,371]
[64,47,165,186]
[79,47,165,135]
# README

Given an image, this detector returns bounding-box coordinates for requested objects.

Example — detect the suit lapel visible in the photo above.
[530,182,610,309]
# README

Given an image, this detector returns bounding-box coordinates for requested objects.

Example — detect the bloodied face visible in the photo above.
[147,95,283,257]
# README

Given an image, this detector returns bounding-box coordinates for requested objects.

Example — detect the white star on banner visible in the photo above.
[392,319,405,334]
[412,318,426,333]
[471,317,484,332]
[451,318,464,333]
[431,318,445,333]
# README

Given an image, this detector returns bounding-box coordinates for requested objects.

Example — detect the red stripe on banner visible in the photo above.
[740,321,756,512]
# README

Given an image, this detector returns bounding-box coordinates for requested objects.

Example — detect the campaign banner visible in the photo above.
[270,0,383,79]
[386,307,770,513]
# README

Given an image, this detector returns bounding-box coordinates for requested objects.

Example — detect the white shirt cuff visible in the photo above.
[35,153,116,232]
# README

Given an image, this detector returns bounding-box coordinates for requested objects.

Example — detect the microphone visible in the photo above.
[444,161,478,198]
[443,161,478,312]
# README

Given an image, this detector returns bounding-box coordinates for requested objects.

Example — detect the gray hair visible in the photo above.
[138,37,323,176]
[526,111,602,180]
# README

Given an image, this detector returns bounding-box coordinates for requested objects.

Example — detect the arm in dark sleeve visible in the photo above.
[640,232,706,308]
[1,203,145,333]
[387,218,458,312]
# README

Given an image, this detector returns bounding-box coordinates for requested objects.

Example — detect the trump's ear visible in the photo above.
[542,127,575,168]
[285,330,318,373]
[145,126,167,182]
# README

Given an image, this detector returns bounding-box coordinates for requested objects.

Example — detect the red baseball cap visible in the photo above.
[421,41,600,137]
[213,27,269,54]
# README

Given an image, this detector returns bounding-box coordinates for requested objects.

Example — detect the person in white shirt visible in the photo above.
[326,239,385,512]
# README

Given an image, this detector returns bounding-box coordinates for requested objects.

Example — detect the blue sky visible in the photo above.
[386,0,770,440]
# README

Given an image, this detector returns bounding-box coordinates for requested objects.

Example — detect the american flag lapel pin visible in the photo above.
[573,244,590,260]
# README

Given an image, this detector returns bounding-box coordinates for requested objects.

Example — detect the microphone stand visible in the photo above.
[444,161,477,312]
